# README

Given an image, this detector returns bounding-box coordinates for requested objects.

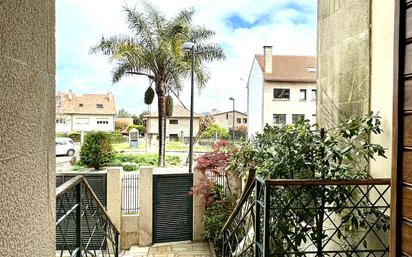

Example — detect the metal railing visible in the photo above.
[122,173,139,214]
[56,175,120,257]
[205,170,228,196]
[222,178,390,257]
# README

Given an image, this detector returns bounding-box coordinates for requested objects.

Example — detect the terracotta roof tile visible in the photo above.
[255,55,317,83]
[145,105,202,118]
[57,92,116,115]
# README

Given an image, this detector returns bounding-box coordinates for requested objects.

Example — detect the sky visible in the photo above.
[56,0,317,115]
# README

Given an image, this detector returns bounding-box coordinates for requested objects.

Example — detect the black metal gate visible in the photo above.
[153,173,193,243]
[56,173,107,250]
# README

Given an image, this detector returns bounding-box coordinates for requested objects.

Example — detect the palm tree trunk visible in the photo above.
[158,95,167,166]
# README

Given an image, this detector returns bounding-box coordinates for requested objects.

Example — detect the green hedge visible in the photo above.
[80,131,113,170]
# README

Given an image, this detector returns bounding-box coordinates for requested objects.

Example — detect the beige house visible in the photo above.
[144,105,201,141]
[56,90,117,132]
[211,110,247,131]
[247,46,317,137]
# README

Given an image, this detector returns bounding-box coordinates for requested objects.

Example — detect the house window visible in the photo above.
[299,89,307,101]
[96,104,103,108]
[55,118,65,124]
[273,114,286,125]
[226,113,229,120]
[292,114,305,124]
[307,67,316,73]
[79,103,83,107]
[76,118,89,125]
[243,118,247,123]
[311,89,317,101]
[169,119,178,125]
[237,118,242,124]
[97,119,109,125]
[169,134,179,141]
[273,88,290,100]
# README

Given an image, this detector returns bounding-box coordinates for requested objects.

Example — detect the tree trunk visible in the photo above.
[157,95,167,167]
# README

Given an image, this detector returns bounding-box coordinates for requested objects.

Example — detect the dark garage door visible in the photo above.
[153,173,193,243]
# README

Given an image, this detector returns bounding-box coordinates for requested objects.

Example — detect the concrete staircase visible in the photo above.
[124,241,213,257]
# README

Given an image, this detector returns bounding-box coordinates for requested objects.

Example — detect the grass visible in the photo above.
[112,140,211,152]
[72,153,181,171]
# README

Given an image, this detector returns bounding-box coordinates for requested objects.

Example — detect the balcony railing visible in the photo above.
[56,175,120,257]
[222,178,390,257]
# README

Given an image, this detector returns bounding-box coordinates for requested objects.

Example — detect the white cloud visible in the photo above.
[56,0,317,114]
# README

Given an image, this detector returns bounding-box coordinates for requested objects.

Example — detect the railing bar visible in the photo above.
[222,181,256,231]
[265,178,390,186]
[56,203,80,226]
[223,206,255,241]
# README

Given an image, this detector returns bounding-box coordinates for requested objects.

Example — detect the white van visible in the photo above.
[56,137,75,156]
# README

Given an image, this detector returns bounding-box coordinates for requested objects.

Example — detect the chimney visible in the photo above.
[68,90,73,100]
[263,46,272,74]
[106,92,113,101]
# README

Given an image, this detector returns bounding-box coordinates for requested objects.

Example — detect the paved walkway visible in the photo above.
[124,241,213,257]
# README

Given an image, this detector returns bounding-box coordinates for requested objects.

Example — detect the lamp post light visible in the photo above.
[229,97,235,142]
[183,42,196,173]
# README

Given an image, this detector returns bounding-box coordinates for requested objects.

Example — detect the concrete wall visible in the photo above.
[369,0,395,178]
[146,117,200,140]
[317,0,371,128]
[56,114,115,133]
[247,58,264,137]
[0,0,56,256]
[317,0,395,178]
[138,167,153,246]
[213,112,248,131]
[121,214,140,249]
[262,81,317,125]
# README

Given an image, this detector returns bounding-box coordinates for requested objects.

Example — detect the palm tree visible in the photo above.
[91,3,225,166]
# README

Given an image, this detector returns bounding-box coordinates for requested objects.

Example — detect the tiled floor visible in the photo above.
[124,241,213,257]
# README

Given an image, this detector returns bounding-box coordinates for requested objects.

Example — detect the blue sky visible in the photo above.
[56,0,317,115]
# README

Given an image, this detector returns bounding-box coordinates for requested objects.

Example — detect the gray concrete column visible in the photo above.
[193,169,205,241]
[0,0,55,256]
[138,166,153,246]
[107,168,124,231]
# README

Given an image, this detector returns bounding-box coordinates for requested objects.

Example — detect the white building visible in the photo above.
[144,105,201,141]
[56,91,116,133]
[247,46,317,138]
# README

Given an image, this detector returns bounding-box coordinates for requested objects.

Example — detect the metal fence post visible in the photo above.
[76,183,82,257]
[222,232,226,257]
[254,180,261,257]
[115,233,119,257]
[263,185,270,256]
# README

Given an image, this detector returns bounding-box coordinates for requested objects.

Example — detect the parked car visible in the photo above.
[56,137,75,156]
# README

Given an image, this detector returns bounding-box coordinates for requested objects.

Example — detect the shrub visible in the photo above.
[115,121,129,132]
[201,124,229,139]
[203,198,235,247]
[122,163,138,171]
[80,131,113,170]
[109,132,127,144]
[68,131,81,142]
[127,124,146,134]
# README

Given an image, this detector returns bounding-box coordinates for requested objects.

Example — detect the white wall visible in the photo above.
[370,0,395,178]
[146,117,200,139]
[247,58,264,137]
[56,114,115,132]
[262,82,317,126]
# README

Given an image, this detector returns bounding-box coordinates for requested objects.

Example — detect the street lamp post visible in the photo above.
[183,42,196,173]
[229,97,235,142]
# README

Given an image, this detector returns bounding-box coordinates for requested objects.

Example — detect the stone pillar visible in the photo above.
[139,166,153,246]
[107,168,123,231]
[317,0,371,128]
[0,1,55,256]
[193,169,205,241]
